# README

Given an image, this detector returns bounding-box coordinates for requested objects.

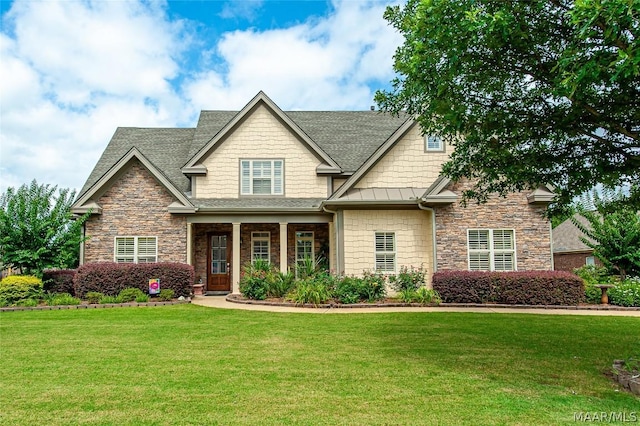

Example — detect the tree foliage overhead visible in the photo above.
[375,0,639,212]
[0,180,90,275]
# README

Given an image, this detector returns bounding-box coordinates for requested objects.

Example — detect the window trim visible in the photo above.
[374,231,396,274]
[295,231,315,277]
[424,135,445,152]
[240,159,284,196]
[466,229,516,271]
[114,236,158,263]
[251,231,271,263]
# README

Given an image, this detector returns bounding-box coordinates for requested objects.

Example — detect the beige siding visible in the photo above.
[355,125,449,189]
[84,160,187,263]
[333,178,348,192]
[342,210,434,286]
[195,105,327,198]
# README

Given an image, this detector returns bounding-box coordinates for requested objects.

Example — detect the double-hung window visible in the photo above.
[252,232,270,263]
[295,231,314,276]
[240,160,283,195]
[375,232,396,273]
[467,229,515,271]
[114,236,157,263]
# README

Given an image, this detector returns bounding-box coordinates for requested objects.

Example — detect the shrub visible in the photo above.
[118,287,145,303]
[389,265,427,292]
[335,276,363,304]
[584,285,602,304]
[574,265,614,286]
[85,292,104,304]
[432,270,585,305]
[0,275,43,305]
[414,287,441,305]
[267,271,295,298]
[135,294,150,303]
[286,278,333,306]
[608,277,640,307]
[239,260,278,300]
[47,293,81,306]
[99,295,119,304]
[16,298,38,307]
[42,269,76,296]
[74,262,194,298]
[158,289,174,302]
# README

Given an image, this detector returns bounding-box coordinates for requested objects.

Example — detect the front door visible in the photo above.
[207,233,231,292]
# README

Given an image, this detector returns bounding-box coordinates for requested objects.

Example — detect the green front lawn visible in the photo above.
[1,305,638,425]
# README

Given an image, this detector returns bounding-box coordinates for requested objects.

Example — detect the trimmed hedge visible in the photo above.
[0,275,43,305]
[43,269,77,296]
[74,262,194,298]
[432,270,585,305]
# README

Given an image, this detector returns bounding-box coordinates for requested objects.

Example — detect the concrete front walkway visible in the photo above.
[191,296,640,316]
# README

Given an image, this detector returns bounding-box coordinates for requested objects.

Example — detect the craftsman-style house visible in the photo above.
[72,92,554,293]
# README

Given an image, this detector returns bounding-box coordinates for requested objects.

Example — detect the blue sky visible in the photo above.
[0,0,403,193]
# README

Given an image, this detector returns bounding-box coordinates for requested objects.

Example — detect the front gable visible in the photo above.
[189,93,340,199]
[72,148,195,215]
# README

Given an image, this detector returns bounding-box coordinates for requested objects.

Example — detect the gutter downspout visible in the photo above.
[417,202,438,274]
[322,205,341,274]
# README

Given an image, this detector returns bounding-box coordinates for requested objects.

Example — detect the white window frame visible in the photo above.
[114,236,158,263]
[425,135,444,152]
[374,232,396,273]
[251,232,271,263]
[467,229,516,271]
[295,231,314,277]
[240,159,284,195]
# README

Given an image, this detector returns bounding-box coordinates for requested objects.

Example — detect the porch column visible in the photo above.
[232,222,241,294]
[279,222,288,273]
[186,223,193,265]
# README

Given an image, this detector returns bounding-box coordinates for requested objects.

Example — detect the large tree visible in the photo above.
[0,180,90,275]
[375,0,639,212]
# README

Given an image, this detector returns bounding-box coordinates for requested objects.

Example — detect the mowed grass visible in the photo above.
[1,306,638,425]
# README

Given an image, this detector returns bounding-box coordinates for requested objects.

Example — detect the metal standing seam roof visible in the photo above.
[77,109,411,201]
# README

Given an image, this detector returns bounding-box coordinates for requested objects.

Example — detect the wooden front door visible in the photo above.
[207,233,231,292]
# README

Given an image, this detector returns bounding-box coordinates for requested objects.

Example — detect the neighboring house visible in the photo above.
[552,215,600,272]
[72,91,554,294]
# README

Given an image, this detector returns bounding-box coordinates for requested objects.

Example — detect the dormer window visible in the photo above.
[425,135,444,152]
[240,159,283,195]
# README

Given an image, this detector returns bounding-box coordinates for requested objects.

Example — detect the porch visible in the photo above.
[187,217,332,294]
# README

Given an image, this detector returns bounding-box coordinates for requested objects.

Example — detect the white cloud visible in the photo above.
[219,0,264,21]
[0,0,403,194]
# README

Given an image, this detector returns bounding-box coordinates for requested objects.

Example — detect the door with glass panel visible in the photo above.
[207,233,231,292]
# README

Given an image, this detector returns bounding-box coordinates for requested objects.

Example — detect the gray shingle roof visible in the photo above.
[78,109,411,201]
[193,197,325,211]
[79,127,195,198]
[552,215,594,253]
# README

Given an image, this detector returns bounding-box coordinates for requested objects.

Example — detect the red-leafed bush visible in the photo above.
[74,262,194,299]
[43,269,77,296]
[432,270,585,305]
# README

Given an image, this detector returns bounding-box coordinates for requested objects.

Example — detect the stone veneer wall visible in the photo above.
[342,209,433,284]
[84,160,187,264]
[435,180,552,271]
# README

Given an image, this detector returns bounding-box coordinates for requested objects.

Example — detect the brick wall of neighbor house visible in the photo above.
[554,251,600,273]
[435,179,552,271]
[286,224,330,272]
[355,125,449,189]
[193,223,233,285]
[196,105,327,198]
[84,161,186,263]
[342,209,433,285]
